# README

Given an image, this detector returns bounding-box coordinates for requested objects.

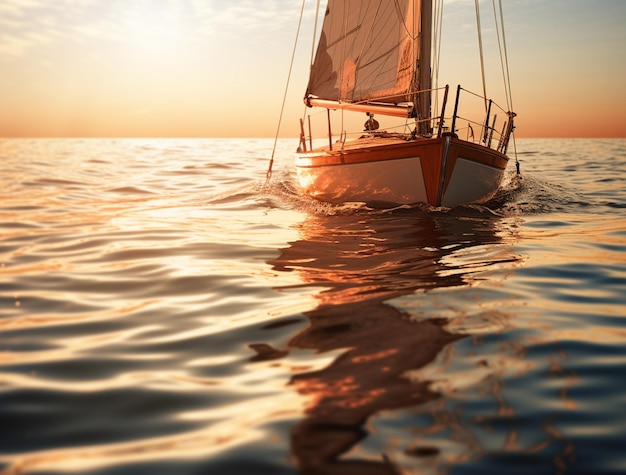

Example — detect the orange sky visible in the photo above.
[0,0,625,138]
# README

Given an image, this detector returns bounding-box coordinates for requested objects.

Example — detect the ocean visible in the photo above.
[1,137,625,475]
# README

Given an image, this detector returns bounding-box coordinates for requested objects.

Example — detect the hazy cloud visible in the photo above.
[0,0,99,58]
[0,0,310,59]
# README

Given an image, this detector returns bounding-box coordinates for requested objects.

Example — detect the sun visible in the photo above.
[122,6,185,58]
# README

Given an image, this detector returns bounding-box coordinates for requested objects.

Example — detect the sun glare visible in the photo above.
[122,8,184,57]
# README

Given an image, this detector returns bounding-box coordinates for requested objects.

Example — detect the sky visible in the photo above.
[0,0,625,138]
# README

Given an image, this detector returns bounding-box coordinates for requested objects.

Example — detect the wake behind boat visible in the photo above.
[271,0,518,208]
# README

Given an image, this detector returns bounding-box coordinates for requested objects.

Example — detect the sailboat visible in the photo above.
[290,0,517,208]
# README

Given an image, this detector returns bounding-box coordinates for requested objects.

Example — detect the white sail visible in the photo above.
[306,0,424,111]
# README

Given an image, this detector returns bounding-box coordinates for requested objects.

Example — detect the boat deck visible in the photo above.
[307,133,434,155]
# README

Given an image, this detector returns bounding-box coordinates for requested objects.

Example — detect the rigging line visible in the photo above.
[310,0,321,68]
[499,0,514,113]
[414,0,420,114]
[491,0,510,111]
[266,0,307,182]
[430,0,437,112]
[431,0,438,112]
[433,0,443,77]
[474,0,488,112]
[433,0,444,114]
[302,0,322,121]
[340,0,349,100]
[494,0,517,168]
[491,0,511,111]
[500,7,518,173]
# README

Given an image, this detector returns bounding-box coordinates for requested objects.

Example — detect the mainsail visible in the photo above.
[305,0,430,119]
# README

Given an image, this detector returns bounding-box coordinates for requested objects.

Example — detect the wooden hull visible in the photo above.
[294,134,509,207]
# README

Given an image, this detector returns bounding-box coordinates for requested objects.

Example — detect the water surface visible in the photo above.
[1,138,625,474]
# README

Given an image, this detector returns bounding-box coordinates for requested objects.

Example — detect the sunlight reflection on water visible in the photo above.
[0,138,625,475]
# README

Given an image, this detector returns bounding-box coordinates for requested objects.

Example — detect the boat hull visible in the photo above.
[294,135,509,207]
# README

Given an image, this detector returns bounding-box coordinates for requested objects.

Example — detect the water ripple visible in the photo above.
[1,138,625,475]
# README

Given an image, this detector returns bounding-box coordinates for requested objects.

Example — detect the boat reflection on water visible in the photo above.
[268,208,522,474]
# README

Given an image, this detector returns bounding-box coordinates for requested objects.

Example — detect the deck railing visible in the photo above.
[298,84,515,155]
[444,85,516,154]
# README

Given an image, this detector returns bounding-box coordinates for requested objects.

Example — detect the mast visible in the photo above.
[418,0,432,135]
